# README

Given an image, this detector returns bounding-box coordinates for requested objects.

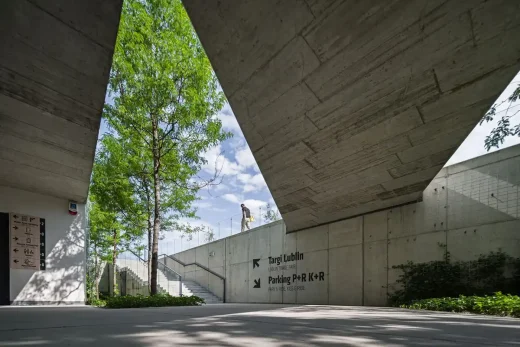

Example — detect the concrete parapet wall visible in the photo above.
[171,146,520,305]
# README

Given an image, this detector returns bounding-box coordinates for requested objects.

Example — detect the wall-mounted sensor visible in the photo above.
[69,201,78,215]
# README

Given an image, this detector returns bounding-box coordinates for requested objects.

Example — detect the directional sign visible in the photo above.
[253,258,260,269]
[9,213,45,270]
[253,278,261,288]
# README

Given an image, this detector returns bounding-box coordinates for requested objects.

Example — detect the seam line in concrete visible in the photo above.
[468,10,477,48]
[416,106,426,124]
[361,215,365,306]
[0,65,101,119]
[26,0,115,53]
[432,68,443,94]
[228,32,314,101]
[286,200,418,234]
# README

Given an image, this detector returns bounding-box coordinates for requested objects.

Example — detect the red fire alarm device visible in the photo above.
[68,201,78,215]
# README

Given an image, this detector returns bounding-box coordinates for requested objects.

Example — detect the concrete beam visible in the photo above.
[0,0,122,202]
[185,0,520,231]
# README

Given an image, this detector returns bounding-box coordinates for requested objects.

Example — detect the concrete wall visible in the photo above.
[164,240,227,301]
[170,145,520,305]
[100,264,150,297]
[0,186,86,304]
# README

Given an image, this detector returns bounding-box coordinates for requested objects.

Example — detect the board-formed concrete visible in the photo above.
[0,0,122,202]
[184,0,520,231]
[172,145,520,306]
[1,304,519,346]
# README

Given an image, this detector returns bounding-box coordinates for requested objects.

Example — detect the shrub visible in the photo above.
[87,298,107,307]
[92,294,204,309]
[401,292,520,318]
[389,249,520,306]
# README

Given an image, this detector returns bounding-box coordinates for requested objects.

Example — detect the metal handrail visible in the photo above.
[125,249,183,296]
[160,254,225,280]
[127,249,147,264]
[127,249,183,278]
[160,253,226,302]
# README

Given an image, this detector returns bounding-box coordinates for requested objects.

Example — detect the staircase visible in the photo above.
[182,280,222,304]
[116,258,222,304]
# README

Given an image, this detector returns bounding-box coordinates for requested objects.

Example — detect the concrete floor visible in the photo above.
[0,304,519,346]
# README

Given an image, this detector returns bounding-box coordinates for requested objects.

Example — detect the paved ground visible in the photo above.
[0,304,519,346]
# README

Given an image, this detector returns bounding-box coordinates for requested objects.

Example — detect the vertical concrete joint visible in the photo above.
[467,10,477,48]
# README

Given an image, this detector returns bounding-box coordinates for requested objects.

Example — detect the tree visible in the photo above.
[89,135,148,296]
[105,0,230,295]
[87,201,113,300]
[263,203,281,223]
[480,84,520,150]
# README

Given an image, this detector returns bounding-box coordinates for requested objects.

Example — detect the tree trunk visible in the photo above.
[142,172,153,293]
[112,229,118,296]
[150,118,161,295]
[147,219,152,292]
[94,243,99,300]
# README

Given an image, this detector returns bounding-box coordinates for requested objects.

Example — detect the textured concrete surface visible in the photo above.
[171,146,520,305]
[0,187,87,305]
[0,0,122,202]
[184,0,520,231]
[0,304,519,346]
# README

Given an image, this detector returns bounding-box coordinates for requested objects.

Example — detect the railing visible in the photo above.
[157,257,183,297]
[160,253,226,303]
[155,211,282,255]
[117,249,183,297]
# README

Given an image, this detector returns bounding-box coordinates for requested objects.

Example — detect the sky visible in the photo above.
[446,71,520,166]
[105,71,520,255]
[100,100,276,254]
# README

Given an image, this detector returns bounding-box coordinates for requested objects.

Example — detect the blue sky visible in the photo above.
[100,97,276,254]
[105,71,520,255]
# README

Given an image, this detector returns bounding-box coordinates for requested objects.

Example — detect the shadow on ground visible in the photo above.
[0,304,519,346]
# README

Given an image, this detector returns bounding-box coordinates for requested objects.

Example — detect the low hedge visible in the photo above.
[91,294,205,309]
[401,292,520,318]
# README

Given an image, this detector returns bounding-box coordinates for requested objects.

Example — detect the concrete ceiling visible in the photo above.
[0,0,122,203]
[184,0,520,231]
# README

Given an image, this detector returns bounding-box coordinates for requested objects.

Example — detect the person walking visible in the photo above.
[241,203,251,232]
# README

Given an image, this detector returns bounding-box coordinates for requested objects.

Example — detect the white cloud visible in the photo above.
[235,146,257,169]
[193,201,213,209]
[201,135,266,194]
[213,183,229,192]
[217,104,242,134]
[237,173,267,193]
[222,193,241,204]
[242,199,269,214]
[202,144,242,176]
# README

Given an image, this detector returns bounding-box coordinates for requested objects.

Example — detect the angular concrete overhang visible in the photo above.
[185,0,520,231]
[0,0,122,203]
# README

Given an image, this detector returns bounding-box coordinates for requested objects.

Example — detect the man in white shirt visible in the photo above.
[241,203,251,232]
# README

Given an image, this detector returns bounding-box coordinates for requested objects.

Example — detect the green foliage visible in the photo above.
[480,84,520,151]
[105,0,231,295]
[87,298,107,307]
[263,203,281,223]
[97,294,204,309]
[389,249,520,306]
[401,292,520,318]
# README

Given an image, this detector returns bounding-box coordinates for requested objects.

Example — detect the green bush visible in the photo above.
[389,249,520,306]
[87,298,107,307]
[401,292,520,318]
[91,294,204,309]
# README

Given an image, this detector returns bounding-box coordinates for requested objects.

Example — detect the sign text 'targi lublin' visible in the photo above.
[252,252,326,292]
